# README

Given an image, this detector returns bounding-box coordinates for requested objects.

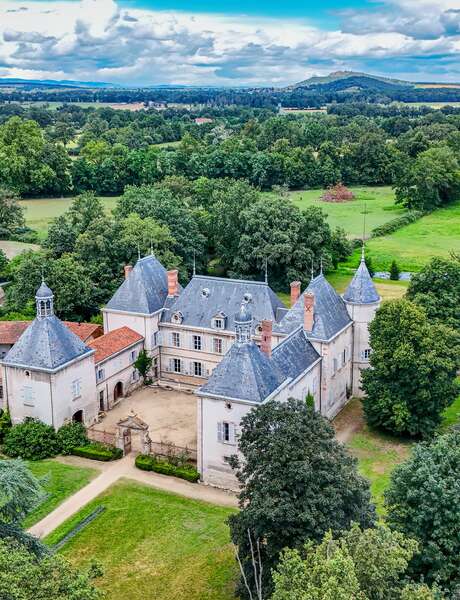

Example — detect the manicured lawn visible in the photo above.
[439,388,460,433]
[19,196,120,238]
[47,480,238,600]
[24,460,97,528]
[287,186,403,238]
[364,201,460,272]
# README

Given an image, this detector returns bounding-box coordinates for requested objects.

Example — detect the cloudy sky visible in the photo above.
[0,0,459,86]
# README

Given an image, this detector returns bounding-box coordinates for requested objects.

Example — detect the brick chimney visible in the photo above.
[290,281,301,307]
[304,292,315,333]
[124,265,133,279]
[167,269,179,297]
[260,319,273,358]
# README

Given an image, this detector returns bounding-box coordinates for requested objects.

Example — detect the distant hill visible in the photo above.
[0,78,121,89]
[291,71,414,89]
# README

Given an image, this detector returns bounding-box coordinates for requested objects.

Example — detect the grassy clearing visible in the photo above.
[19,196,120,237]
[24,460,97,528]
[47,480,237,600]
[285,186,403,238]
[364,201,460,272]
[0,239,40,259]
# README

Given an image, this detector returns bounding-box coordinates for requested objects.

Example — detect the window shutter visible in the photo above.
[217,422,223,442]
[229,423,236,445]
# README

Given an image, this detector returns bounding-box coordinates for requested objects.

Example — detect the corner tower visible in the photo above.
[343,249,381,397]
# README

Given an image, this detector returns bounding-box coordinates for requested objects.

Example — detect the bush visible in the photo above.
[0,410,12,444]
[3,418,60,460]
[135,454,200,483]
[390,259,400,281]
[370,210,424,238]
[56,422,88,455]
[72,443,122,462]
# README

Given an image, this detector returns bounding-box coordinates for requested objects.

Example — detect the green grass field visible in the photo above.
[363,201,460,271]
[47,480,237,600]
[24,460,97,528]
[286,186,404,238]
[19,196,120,238]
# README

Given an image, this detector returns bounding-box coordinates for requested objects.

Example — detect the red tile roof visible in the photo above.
[63,322,103,343]
[0,320,103,346]
[88,326,144,364]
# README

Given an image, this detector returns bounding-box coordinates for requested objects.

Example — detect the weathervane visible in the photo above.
[264,257,268,284]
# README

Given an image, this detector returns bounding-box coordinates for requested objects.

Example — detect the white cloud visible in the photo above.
[0,0,459,85]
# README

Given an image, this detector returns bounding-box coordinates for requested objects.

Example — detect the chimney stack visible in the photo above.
[304,292,315,332]
[124,265,133,279]
[167,269,179,297]
[260,319,273,358]
[290,281,301,307]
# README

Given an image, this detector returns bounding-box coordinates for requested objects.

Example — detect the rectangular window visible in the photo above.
[96,368,105,382]
[342,348,347,366]
[333,358,338,374]
[173,358,182,373]
[214,318,224,329]
[172,332,180,348]
[72,379,81,399]
[99,390,104,411]
[130,350,137,363]
[193,335,202,351]
[193,361,203,377]
[213,338,223,354]
[217,421,236,445]
[152,331,159,347]
[363,349,371,360]
[23,385,34,406]
[132,369,140,382]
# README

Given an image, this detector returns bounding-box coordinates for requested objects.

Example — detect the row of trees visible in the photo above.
[229,399,460,599]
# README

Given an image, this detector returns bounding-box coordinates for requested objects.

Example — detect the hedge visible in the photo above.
[135,454,200,483]
[370,210,425,238]
[72,443,123,462]
[3,418,61,460]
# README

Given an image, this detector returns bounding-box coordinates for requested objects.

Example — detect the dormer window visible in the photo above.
[255,323,263,335]
[201,288,210,298]
[171,311,183,324]
[212,312,227,330]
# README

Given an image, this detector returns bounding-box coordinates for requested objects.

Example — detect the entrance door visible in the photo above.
[99,390,105,411]
[114,381,123,403]
[123,429,132,454]
[153,357,159,379]
[72,410,83,423]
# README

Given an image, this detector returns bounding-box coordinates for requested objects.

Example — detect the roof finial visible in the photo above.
[362,203,367,262]
[310,258,314,281]
[264,257,268,284]
[150,239,154,256]
[137,244,141,260]
[320,256,323,276]
[193,250,196,277]
[41,266,45,284]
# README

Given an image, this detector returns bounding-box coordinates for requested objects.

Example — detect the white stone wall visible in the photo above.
[345,302,380,397]
[95,340,144,411]
[3,354,97,428]
[103,309,161,354]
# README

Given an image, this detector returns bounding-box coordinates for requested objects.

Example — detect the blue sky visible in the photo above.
[0,0,459,86]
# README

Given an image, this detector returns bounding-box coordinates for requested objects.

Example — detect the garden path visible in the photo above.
[28,454,238,540]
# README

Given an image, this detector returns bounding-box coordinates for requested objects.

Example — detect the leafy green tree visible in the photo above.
[385,432,460,592]
[0,409,11,443]
[0,459,46,556]
[134,349,153,384]
[0,538,103,599]
[362,300,459,437]
[228,399,375,598]
[407,257,460,330]
[0,249,8,279]
[395,146,460,211]
[272,525,423,600]
[56,422,88,456]
[120,213,180,268]
[4,419,61,461]
[0,186,25,236]
[390,260,400,281]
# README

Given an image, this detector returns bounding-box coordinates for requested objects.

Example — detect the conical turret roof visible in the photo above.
[343,254,380,305]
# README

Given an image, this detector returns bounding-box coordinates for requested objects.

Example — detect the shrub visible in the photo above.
[370,210,424,238]
[0,410,12,443]
[3,418,60,460]
[72,443,122,462]
[56,422,88,455]
[390,259,400,281]
[135,454,200,483]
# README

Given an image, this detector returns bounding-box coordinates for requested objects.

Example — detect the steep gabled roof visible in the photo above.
[275,274,352,340]
[0,321,103,346]
[162,275,285,330]
[2,316,93,371]
[343,258,380,304]
[199,342,286,404]
[89,326,143,364]
[272,327,320,381]
[106,255,182,315]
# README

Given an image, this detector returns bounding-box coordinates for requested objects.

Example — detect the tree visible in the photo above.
[365,255,375,278]
[0,538,103,600]
[0,186,25,236]
[395,146,460,211]
[390,260,400,281]
[362,300,459,437]
[385,432,460,592]
[0,459,46,556]
[407,257,460,330]
[228,399,375,597]
[4,418,61,461]
[133,349,153,384]
[272,525,425,600]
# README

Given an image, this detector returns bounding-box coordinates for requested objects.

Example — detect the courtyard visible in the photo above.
[95,386,197,452]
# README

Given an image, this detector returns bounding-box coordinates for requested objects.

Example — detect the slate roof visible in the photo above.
[343,258,380,304]
[89,326,144,364]
[163,275,285,330]
[272,327,320,381]
[35,281,53,298]
[199,341,286,403]
[2,316,93,371]
[106,256,182,315]
[275,274,352,340]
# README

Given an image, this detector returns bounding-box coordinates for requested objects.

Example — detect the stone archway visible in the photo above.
[113,381,123,403]
[115,413,151,456]
[72,409,83,423]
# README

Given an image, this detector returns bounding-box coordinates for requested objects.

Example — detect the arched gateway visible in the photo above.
[115,414,151,456]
